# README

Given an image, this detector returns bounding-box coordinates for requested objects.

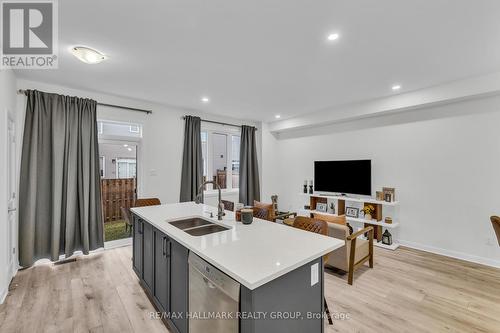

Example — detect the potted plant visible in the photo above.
[361,205,375,220]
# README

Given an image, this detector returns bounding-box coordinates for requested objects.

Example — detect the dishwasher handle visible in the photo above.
[203,277,217,289]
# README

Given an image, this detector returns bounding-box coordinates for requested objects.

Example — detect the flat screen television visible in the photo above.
[314,160,371,196]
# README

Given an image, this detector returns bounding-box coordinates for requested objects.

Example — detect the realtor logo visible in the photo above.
[1,0,58,69]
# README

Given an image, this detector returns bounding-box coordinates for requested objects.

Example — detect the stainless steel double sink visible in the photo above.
[169,217,230,236]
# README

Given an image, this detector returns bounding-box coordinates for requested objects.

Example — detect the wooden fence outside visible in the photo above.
[101,178,136,223]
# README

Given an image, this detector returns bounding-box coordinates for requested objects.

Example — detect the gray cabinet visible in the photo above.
[154,229,170,313]
[132,215,325,333]
[132,215,189,333]
[132,217,143,277]
[143,222,154,292]
[169,240,189,333]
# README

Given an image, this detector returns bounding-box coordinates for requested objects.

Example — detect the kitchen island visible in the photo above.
[130,202,343,333]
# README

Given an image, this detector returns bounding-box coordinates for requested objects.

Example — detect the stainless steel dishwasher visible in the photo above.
[188,252,240,333]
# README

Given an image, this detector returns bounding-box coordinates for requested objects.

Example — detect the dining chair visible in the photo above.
[221,199,234,212]
[134,198,161,207]
[121,206,133,235]
[292,216,334,325]
[491,216,500,246]
[121,198,161,235]
[253,200,275,221]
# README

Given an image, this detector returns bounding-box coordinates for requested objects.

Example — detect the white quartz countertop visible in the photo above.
[131,202,344,290]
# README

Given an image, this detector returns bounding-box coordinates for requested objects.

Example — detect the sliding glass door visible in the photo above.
[97,120,142,244]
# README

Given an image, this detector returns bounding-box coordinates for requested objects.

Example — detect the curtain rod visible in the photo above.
[182,116,257,131]
[17,89,153,114]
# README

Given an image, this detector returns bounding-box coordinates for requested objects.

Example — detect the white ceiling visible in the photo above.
[16,0,500,122]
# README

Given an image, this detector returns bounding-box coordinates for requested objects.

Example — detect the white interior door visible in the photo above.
[7,114,17,276]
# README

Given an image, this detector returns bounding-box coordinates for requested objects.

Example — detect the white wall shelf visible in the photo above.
[299,192,400,251]
[299,193,399,206]
[374,242,400,250]
[301,209,399,229]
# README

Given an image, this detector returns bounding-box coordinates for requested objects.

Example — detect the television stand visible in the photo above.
[320,193,348,197]
[298,193,400,250]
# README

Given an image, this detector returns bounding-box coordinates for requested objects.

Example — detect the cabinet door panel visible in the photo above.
[170,240,189,333]
[132,217,143,277]
[155,230,170,312]
[143,222,154,291]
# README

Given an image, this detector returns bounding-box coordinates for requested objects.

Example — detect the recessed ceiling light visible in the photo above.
[71,46,107,64]
[123,144,128,147]
[392,84,401,91]
[127,147,132,152]
[327,33,339,41]
[201,97,210,103]
[275,115,281,119]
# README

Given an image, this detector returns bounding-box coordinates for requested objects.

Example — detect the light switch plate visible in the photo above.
[311,263,319,286]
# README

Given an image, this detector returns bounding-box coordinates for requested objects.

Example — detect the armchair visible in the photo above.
[322,216,374,285]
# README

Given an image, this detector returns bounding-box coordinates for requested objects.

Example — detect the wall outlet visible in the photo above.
[150,169,157,176]
[310,263,319,286]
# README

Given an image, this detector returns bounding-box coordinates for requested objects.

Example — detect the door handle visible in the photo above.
[165,238,171,258]
[8,208,16,212]
[162,237,166,256]
[203,277,216,289]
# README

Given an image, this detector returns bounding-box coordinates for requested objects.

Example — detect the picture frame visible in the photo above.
[316,202,328,213]
[345,207,359,218]
[383,187,396,202]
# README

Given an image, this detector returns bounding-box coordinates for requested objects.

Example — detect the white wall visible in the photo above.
[16,79,259,208]
[262,94,500,267]
[0,69,17,303]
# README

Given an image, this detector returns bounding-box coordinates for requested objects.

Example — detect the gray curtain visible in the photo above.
[239,125,260,205]
[19,90,104,267]
[180,116,203,202]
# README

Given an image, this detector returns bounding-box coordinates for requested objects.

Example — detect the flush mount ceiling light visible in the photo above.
[392,84,402,91]
[327,33,340,41]
[71,46,107,64]
[275,115,281,119]
[201,97,210,103]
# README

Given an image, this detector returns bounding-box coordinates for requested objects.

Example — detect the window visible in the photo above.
[97,120,142,138]
[116,158,137,179]
[201,131,208,180]
[231,135,240,189]
[99,156,105,178]
[201,128,240,191]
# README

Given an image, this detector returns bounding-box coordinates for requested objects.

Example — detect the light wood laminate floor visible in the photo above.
[1,246,499,333]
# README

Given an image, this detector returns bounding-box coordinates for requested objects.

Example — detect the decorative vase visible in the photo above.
[303,184,308,193]
[365,213,372,220]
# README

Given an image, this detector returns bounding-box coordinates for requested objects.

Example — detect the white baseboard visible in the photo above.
[1,264,19,305]
[399,240,500,268]
[0,288,7,304]
[31,238,132,267]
